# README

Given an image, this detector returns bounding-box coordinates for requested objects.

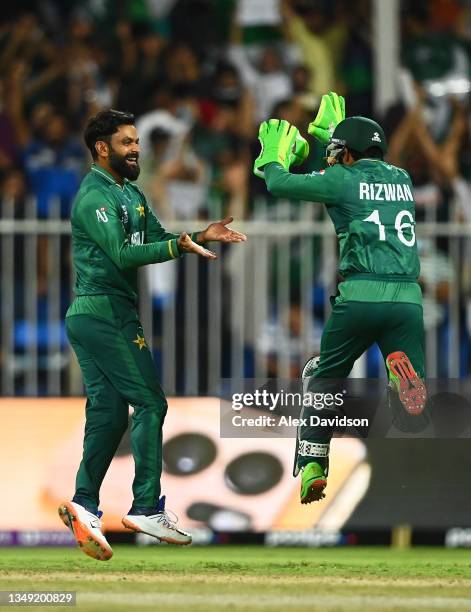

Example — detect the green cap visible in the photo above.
[330,116,387,154]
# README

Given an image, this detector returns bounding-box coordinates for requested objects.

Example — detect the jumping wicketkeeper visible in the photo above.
[254,93,426,504]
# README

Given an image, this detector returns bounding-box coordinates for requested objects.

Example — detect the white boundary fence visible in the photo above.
[1,204,470,396]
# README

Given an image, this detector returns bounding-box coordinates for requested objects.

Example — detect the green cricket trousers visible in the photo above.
[66,294,167,515]
[297,296,425,471]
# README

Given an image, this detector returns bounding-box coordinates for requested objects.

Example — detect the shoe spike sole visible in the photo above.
[301,479,327,504]
[387,351,427,416]
[58,502,113,561]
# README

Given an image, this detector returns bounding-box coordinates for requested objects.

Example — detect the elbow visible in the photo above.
[115,260,128,271]
[266,180,286,198]
[264,165,289,198]
[115,244,138,271]
[118,259,136,271]
[265,176,277,195]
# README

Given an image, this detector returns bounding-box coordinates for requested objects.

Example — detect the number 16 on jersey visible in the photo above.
[364,209,416,247]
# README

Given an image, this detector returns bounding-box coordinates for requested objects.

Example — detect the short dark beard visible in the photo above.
[108,148,140,181]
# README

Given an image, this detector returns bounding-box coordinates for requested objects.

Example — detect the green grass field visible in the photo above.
[1,546,471,611]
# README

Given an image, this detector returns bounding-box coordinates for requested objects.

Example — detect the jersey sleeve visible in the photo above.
[264,162,344,204]
[75,190,182,270]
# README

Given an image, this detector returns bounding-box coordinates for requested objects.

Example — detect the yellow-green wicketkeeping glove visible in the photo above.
[253,119,309,179]
[308,91,345,145]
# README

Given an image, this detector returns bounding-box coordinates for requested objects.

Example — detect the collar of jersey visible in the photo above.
[352,158,384,165]
[91,164,129,188]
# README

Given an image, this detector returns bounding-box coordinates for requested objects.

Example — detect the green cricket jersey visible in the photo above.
[67,164,185,316]
[264,160,422,304]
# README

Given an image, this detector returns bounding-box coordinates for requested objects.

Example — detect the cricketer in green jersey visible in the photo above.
[59,110,246,560]
[254,93,426,505]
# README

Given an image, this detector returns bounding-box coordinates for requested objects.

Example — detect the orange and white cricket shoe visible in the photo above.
[122,496,192,545]
[58,501,113,561]
[386,351,427,416]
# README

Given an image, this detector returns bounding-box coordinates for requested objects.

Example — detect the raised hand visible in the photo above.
[253,119,309,178]
[308,92,345,145]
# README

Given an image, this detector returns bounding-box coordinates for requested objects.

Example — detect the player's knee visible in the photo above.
[133,396,168,420]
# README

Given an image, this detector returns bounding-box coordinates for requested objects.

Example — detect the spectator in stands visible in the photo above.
[194,109,251,219]
[280,0,336,96]
[233,0,283,45]
[384,98,466,220]
[115,21,167,115]
[161,43,203,92]
[138,126,208,221]
[0,79,19,175]
[291,64,318,112]
[65,14,114,120]
[193,60,254,218]
[135,86,191,159]
[0,168,27,218]
[228,45,293,121]
[21,111,85,218]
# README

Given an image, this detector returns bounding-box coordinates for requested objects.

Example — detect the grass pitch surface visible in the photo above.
[1,546,471,611]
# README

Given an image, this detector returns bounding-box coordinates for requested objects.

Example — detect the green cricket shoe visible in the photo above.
[300,462,327,504]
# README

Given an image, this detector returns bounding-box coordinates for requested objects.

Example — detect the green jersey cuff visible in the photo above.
[190,231,204,244]
[168,238,181,259]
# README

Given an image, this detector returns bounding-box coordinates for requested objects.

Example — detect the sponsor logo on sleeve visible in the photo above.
[96,207,109,222]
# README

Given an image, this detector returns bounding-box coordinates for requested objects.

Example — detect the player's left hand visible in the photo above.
[177,232,217,259]
[201,217,247,243]
[253,119,309,179]
[308,91,345,145]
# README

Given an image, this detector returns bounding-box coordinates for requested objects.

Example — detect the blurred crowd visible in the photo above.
[0,0,374,221]
[2,0,471,391]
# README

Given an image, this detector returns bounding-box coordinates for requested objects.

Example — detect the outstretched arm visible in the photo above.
[264,162,343,204]
[144,199,246,246]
